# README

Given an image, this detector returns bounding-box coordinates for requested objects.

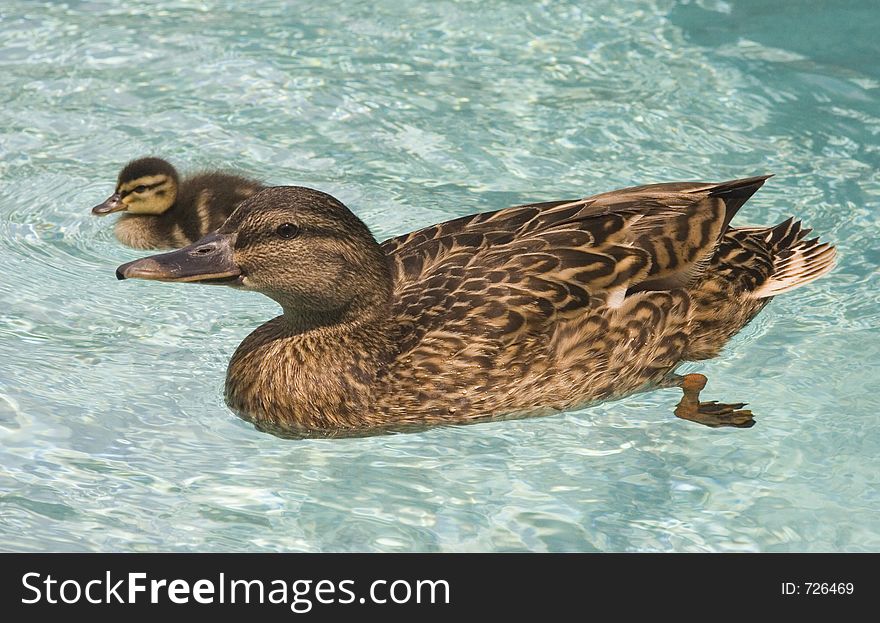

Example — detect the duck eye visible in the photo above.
[133,185,148,193]
[276,223,300,239]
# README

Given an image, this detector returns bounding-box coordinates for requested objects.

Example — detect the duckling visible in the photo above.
[117,177,836,438]
[91,156,264,249]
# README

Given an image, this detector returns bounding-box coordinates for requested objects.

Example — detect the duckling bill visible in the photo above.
[92,156,264,249]
[117,179,837,438]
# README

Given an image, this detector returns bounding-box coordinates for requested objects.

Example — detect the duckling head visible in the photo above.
[116,186,393,326]
[92,157,180,216]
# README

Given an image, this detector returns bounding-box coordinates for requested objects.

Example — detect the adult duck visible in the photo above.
[116,176,836,437]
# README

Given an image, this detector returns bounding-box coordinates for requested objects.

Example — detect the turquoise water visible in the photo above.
[1,0,878,552]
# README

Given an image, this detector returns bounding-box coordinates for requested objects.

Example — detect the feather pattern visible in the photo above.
[369,175,835,426]
[122,178,837,436]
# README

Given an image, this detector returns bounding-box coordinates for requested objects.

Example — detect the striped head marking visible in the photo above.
[92,157,180,216]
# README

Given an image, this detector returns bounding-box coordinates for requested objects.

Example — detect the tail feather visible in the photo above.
[751,219,837,298]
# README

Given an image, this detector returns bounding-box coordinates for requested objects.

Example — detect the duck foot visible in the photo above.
[672,373,755,428]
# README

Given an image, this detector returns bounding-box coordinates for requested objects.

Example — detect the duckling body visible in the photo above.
[92,157,264,249]
[118,177,836,437]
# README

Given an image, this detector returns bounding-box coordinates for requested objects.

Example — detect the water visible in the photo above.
[1,0,878,552]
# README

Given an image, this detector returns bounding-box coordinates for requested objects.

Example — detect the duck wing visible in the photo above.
[382,176,772,345]
[377,175,773,413]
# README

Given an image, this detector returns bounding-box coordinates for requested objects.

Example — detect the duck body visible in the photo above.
[92,157,264,249]
[118,177,836,437]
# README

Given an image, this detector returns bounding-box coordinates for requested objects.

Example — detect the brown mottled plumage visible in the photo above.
[91,157,264,249]
[116,177,836,437]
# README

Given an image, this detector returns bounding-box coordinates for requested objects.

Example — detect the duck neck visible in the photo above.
[114,213,161,249]
[113,203,180,249]
[224,296,396,434]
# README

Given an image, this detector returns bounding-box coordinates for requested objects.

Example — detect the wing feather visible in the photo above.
[381,177,770,357]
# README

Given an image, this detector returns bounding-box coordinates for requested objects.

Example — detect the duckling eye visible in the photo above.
[276,223,300,240]
[133,185,148,194]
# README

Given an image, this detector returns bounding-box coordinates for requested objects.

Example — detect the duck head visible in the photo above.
[92,157,180,216]
[116,186,393,325]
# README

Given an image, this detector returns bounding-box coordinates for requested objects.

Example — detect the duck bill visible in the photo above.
[91,193,126,215]
[116,233,242,285]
